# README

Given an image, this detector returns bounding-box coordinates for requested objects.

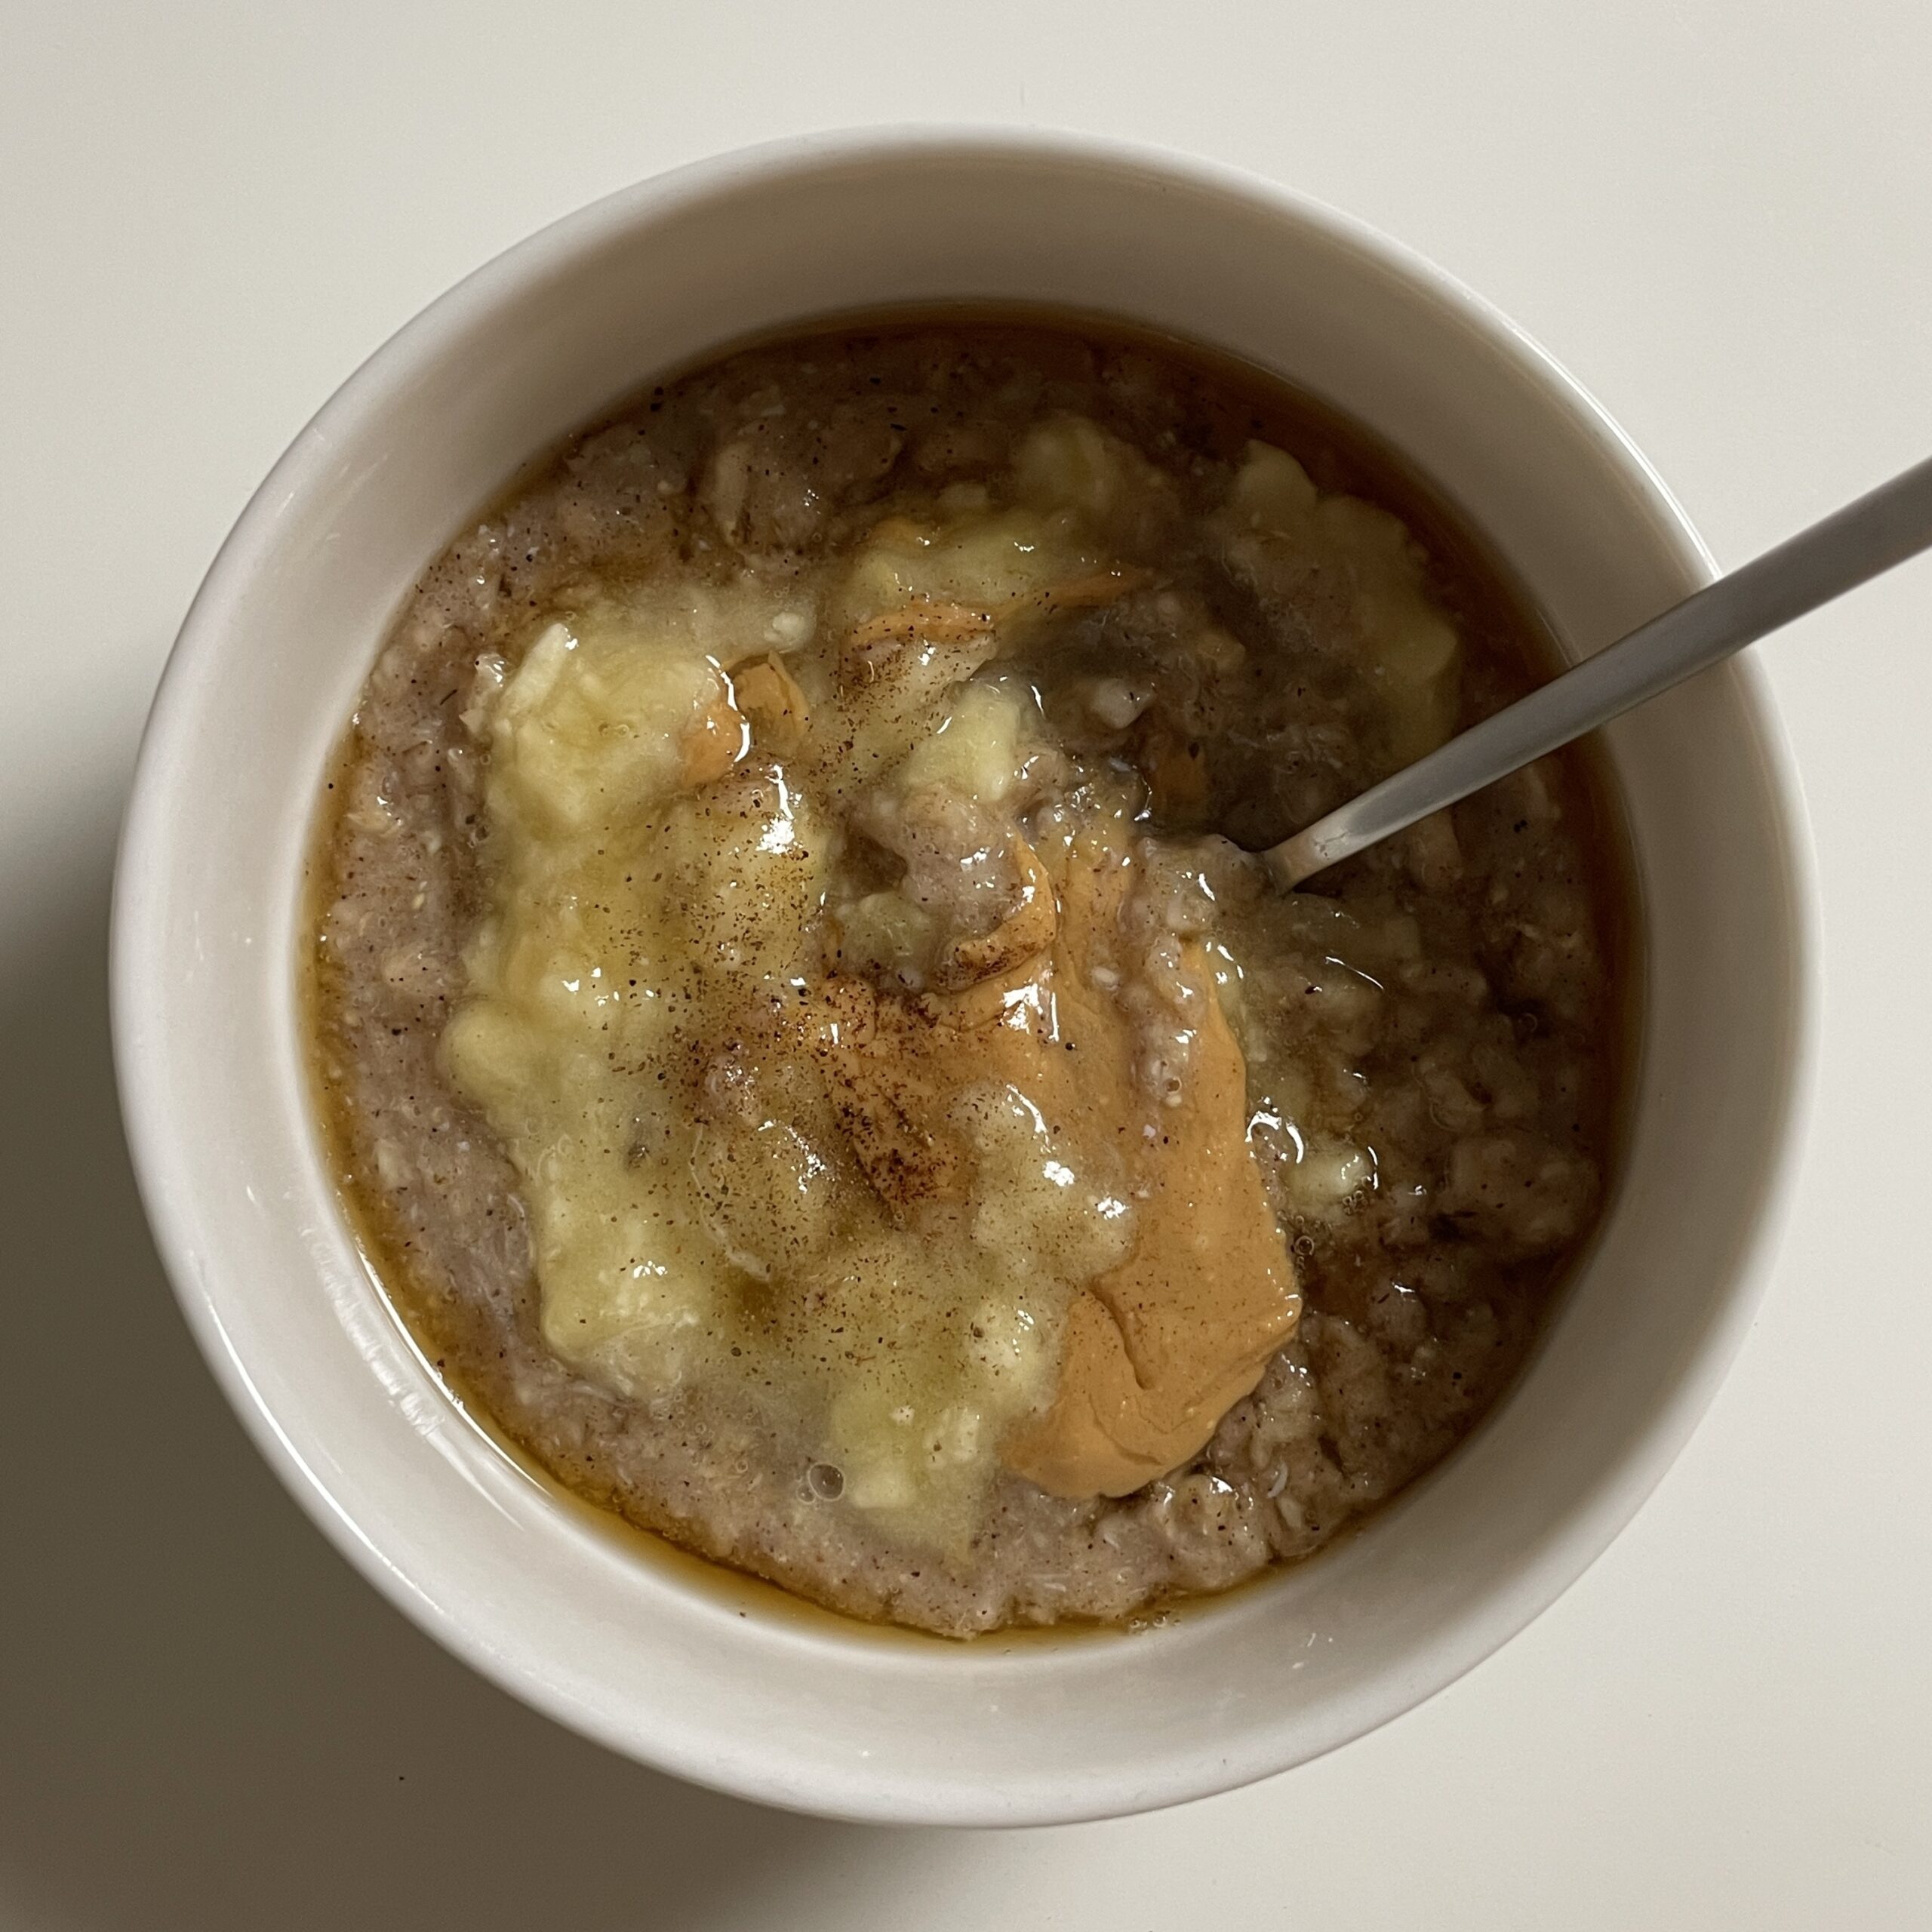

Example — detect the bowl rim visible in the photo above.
[110,123,1820,1823]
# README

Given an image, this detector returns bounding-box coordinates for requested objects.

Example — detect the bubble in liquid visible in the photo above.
[806,1461,845,1501]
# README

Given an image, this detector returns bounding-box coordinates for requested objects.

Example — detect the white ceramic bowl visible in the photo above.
[112,129,1814,1826]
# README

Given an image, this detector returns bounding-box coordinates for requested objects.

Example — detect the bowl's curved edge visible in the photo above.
[109,125,1820,1827]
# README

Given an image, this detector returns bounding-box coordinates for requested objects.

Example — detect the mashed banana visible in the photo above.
[443,426,1321,1530]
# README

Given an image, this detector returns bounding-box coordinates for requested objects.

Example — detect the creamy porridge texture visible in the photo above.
[308,321,1628,1635]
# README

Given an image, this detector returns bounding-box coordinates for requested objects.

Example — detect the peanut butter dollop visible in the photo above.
[813,844,1301,1499]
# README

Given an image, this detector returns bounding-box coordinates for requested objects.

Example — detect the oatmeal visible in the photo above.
[306,320,1630,1636]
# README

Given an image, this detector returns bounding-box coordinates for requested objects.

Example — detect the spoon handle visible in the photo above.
[1265,452,1932,888]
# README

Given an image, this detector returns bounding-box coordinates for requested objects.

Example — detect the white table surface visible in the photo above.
[5,4,1929,1924]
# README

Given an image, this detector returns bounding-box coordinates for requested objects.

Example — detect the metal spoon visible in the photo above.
[1264,454,1932,889]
